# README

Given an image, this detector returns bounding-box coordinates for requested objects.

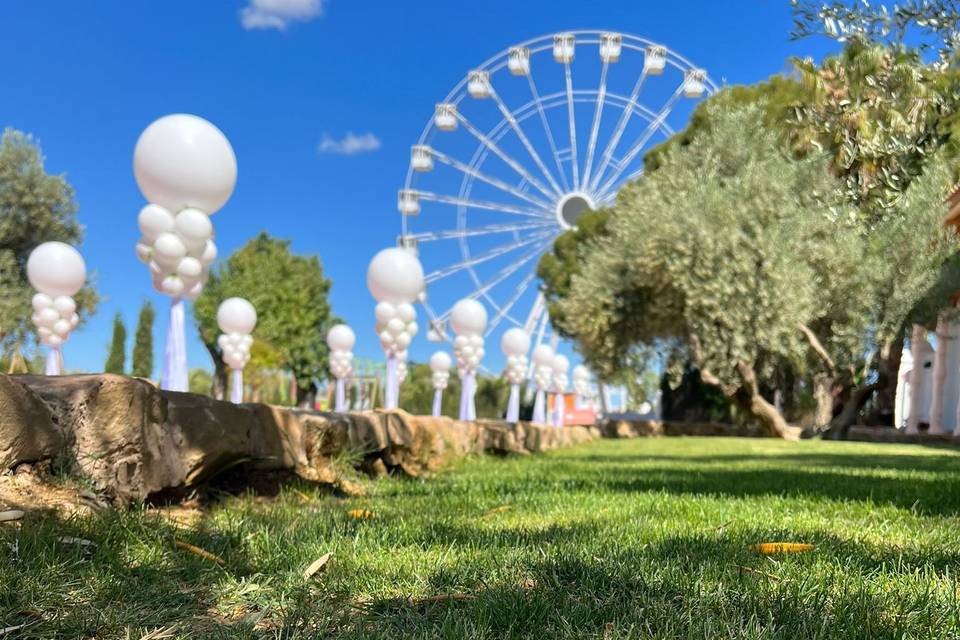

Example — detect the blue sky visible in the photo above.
[1,0,835,377]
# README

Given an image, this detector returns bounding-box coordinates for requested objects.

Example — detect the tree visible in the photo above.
[188,368,212,396]
[131,301,155,379]
[0,128,98,353]
[104,312,126,374]
[194,232,335,406]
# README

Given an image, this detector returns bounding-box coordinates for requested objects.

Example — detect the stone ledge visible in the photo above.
[0,374,599,504]
[599,418,769,439]
[847,425,960,445]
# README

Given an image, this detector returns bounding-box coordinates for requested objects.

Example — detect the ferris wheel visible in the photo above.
[399,30,717,352]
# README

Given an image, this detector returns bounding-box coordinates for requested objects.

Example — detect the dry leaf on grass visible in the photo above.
[0,510,24,522]
[303,552,333,579]
[735,565,782,581]
[749,542,814,554]
[481,505,512,518]
[347,509,375,520]
[175,540,226,566]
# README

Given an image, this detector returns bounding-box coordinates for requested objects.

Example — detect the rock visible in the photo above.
[0,375,61,470]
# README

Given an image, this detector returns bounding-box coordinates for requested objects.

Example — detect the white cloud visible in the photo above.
[317,132,382,156]
[240,0,325,31]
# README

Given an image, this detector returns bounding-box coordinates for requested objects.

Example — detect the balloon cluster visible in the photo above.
[501,328,530,385]
[367,247,425,410]
[532,344,555,393]
[217,298,257,371]
[133,114,236,301]
[430,351,452,391]
[572,365,593,406]
[135,205,216,300]
[27,242,86,363]
[326,324,356,380]
[451,299,487,373]
[374,301,417,361]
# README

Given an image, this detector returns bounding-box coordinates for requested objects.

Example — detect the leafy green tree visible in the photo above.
[194,232,335,406]
[0,128,98,352]
[131,301,155,379]
[104,312,126,374]
[188,368,212,396]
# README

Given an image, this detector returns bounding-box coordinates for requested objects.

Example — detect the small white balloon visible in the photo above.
[135,241,153,263]
[241,334,253,348]
[46,334,63,347]
[137,204,176,241]
[374,301,397,324]
[387,317,406,336]
[395,332,411,349]
[453,335,468,349]
[406,321,419,336]
[430,351,452,372]
[27,242,86,297]
[175,208,213,251]
[31,293,53,312]
[161,275,184,297]
[37,326,52,339]
[153,232,187,268]
[54,295,75,315]
[176,256,203,280]
[37,307,59,328]
[199,240,218,265]
[183,281,204,301]
[217,334,229,349]
[397,302,416,323]
[53,319,71,337]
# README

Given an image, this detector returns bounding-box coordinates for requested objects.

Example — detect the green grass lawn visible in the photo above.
[4,436,960,639]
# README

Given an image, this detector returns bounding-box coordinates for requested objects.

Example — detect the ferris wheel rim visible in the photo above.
[400,29,717,345]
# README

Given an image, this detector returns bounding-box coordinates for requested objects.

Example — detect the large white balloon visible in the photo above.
[430,351,452,372]
[366,247,424,304]
[133,114,237,214]
[532,344,555,366]
[573,364,590,381]
[26,242,86,297]
[217,297,257,334]
[500,328,531,356]
[326,324,356,351]
[450,298,488,336]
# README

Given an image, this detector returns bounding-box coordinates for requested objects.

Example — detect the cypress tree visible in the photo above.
[131,301,155,379]
[104,312,126,374]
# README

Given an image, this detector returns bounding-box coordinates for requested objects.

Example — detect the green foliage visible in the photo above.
[399,361,510,419]
[0,128,98,351]
[131,301,155,379]
[188,368,212,396]
[103,312,126,374]
[194,232,335,397]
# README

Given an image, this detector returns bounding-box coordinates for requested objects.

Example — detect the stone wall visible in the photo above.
[0,374,600,504]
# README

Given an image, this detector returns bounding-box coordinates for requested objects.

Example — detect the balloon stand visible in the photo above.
[230,368,244,404]
[161,298,188,392]
[44,347,61,376]
[506,384,520,422]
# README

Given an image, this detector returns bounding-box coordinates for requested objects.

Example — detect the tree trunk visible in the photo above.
[203,342,227,401]
[812,373,835,431]
[296,381,317,409]
[734,362,799,440]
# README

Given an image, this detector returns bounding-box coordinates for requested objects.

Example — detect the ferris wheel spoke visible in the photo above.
[595,85,683,197]
[486,270,538,336]
[424,230,556,284]
[404,221,555,243]
[588,68,650,193]
[488,86,564,197]
[564,61,579,189]
[581,59,610,190]
[454,112,557,201]
[413,190,552,219]
[430,148,552,209]
[526,73,571,192]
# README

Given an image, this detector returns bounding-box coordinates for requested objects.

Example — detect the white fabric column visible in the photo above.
[44,347,61,376]
[161,298,188,392]
[906,324,935,434]
[929,313,960,433]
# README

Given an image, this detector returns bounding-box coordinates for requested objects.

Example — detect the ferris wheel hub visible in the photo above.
[555,191,595,230]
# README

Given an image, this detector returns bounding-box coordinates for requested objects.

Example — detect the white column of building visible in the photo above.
[906,324,931,434]
[930,312,960,434]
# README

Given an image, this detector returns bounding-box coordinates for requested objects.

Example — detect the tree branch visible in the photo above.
[797,322,836,375]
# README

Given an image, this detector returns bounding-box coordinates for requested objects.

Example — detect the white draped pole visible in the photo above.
[327,324,356,413]
[552,354,569,427]
[133,114,236,391]
[501,328,531,422]
[27,242,86,377]
[531,344,555,424]
[217,298,256,403]
[451,298,488,421]
[367,248,424,411]
[430,351,452,417]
